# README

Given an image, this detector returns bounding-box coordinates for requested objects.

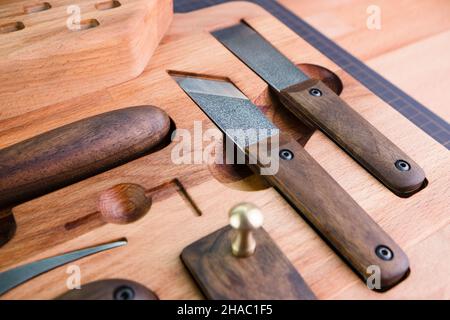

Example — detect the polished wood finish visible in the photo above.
[247,133,409,289]
[56,279,158,300]
[0,2,448,299]
[98,183,151,224]
[280,79,426,196]
[0,106,170,209]
[0,0,173,121]
[182,226,316,300]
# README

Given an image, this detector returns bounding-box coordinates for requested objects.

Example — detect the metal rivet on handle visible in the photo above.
[309,88,322,97]
[113,286,135,300]
[395,160,411,171]
[279,149,294,160]
[375,245,394,261]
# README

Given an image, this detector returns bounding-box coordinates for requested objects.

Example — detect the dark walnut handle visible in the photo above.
[247,134,409,290]
[279,79,426,196]
[56,279,158,300]
[0,106,170,208]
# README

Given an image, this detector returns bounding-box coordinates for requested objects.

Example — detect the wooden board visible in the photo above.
[0,2,449,299]
[278,0,450,122]
[0,0,173,120]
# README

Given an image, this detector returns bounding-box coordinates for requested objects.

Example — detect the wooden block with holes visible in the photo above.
[0,0,173,120]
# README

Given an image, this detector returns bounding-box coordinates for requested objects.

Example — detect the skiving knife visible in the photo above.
[212,23,425,196]
[0,239,127,296]
[173,74,409,290]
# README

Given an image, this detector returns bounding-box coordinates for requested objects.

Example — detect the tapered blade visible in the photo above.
[173,75,278,150]
[0,239,127,296]
[212,23,309,92]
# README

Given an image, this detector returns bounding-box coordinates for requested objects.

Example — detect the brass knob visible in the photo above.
[229,203,264,257]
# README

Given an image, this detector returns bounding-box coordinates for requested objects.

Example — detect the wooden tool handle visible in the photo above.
[249,134,409,290]
[280,79,425,196]
[0,106,170,208]
[56,279,158,300]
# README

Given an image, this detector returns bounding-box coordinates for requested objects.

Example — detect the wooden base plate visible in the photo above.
[181,226,316,300]
[0,2,448,299]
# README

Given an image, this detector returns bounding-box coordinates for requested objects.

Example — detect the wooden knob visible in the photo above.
[98,183,151,224]
[229,203,264,257]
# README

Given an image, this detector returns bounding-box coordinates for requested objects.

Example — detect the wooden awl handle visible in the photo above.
[0,106,170,208]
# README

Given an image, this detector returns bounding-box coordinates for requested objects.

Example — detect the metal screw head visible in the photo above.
[309,88,322,97]
[113,286,135,300]
[395,160,411,171]
[279,149,294,160]
[375,245,394,261]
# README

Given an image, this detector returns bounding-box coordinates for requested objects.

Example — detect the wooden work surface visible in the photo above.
[0,1,449,299]
[279,0,450,122]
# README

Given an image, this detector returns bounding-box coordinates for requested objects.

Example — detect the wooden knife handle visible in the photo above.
[248,134,409,290]
[280,79,425,196]
[0,106,170,208]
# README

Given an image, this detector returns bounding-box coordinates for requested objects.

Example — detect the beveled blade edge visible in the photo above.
[173,75,278,150]
[212,22,309,92]
[172,75,248,100]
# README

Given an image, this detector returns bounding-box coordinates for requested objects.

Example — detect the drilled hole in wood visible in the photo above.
[0,21,25,34]
[23,2,52,14]
[71,19,100,31]
[95,0,121,10]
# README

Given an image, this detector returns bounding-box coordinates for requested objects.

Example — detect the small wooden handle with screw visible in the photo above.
[280,79,426,196]
[56,279,158,300]
[247,133,410,290]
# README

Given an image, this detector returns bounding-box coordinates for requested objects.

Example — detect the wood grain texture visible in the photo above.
[0,0,173,120]
[278,0,450,122]
[98,183,151,224]
[247,133,409,289]
[56,279,158,300]
[0,2,448,299]
[182,226,316,300]
[0,210,15,247]
[0,106,170,208]
[280,79,426,196]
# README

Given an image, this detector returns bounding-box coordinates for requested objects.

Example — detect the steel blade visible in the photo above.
[212,23,309,92]
[0,239,127,296]
[173,75,278,150]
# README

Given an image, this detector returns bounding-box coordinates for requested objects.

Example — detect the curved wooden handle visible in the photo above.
[56,279,158,300]
[0,106,170,208]
[280,79,425,196]
[248,134,409,290]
